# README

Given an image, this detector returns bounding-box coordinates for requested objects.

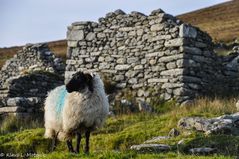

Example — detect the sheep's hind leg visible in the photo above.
[66,140,75,153]
[75,132,82,153]
[84,130,91,154]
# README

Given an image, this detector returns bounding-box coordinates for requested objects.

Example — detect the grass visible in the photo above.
[0,113,44,134]
[0,97,238,158]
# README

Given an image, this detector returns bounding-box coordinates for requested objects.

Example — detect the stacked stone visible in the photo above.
[0,72,63,116]
[175,24,218,102]
[179,23,239,99]
[65,9,190,103]
[0,43,65,116]
[0,43,65,88]
[219,52,239,95]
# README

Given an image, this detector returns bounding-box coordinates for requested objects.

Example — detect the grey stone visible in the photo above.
[115,65,130,71]
[148,78,167,83]
[114,75,125,81]
[162,83,184,89]
[168,128,180,137]
[105,56,114,62]
[137,89,145,97]
[116,83,127,88]
[134,65,143,70]
[150,9,165,15]
[149,59,157,65]
[141,59,147,64]
[114,9,126,15]
[72,21,89,26]
[132,83,144,89]
[130,144,170,153]
[151,35,171,41]
[101,70,117,74]
[85,32,95,41]
[98,56,105,62]
[67,41,78,47]
[116,58,126,64]
[160,69,184,76]
[176,59,184,67]
[66,60,77,65]
[127,57,138,64]
[189,148,216,155]
[178,113,239,135]
[129,78,137,84]
[137,29,144,36]
[67,30,84,40]
[165,38,185,47]
[179,24,197,38]
[99,63,110,69]
[145,52,164,58]
[158,54,184,63]
[150,24,164,31]
[151,65,166,72]
[166,62,176,69]
[173,88,184,96]
[0,106,25,113]
[182,46,202,55]
[144,136,170,144]
[119,27,134,32]
[137,100,152,112]
[125,70,137,78]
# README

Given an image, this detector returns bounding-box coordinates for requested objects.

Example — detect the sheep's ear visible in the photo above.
[73,71,84,78]
[85,74,94,92]
[90,73,95,77]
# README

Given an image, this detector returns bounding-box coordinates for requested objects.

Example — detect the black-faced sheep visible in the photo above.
[44,71,109,153]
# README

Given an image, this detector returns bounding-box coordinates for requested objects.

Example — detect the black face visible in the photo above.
[66,71,94,93]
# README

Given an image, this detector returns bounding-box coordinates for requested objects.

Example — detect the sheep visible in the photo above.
[44,71,109,153]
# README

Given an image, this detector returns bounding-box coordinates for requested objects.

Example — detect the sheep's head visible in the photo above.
[66,71,94,93]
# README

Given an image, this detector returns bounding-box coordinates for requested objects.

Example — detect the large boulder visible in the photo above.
[178,113,239,135]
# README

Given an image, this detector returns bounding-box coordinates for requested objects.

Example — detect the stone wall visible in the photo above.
[65,9,223,104]
[0,43,65,116]
[0,72,64,116]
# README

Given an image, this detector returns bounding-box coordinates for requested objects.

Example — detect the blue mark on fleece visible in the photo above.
[56,86,67,117]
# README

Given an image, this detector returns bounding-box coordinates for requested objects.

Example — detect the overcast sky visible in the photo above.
[0,0,229,47]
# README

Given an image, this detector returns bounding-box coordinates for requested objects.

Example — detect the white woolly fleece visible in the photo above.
[44,74,109,141]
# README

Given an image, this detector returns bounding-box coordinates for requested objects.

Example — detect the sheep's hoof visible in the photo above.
[69,150,76,153]
[84,151,89,155]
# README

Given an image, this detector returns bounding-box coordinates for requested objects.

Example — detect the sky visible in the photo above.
[0,0,229,47]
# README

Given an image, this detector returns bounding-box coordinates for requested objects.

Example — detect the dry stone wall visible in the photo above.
[0,43,65,116]
[65,9,222,104]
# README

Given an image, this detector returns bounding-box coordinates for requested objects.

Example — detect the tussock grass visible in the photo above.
[0,114,44,134]
[172,97,237,118]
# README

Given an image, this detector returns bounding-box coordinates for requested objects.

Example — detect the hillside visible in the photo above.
[177,0,239,42]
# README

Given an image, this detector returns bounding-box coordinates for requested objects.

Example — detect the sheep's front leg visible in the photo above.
[75,132,82,153]
[85,130,91,154]
[66,140,75,153]
[51,136,57,151]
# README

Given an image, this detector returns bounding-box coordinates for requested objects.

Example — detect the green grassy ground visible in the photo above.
[0,98,238,159]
